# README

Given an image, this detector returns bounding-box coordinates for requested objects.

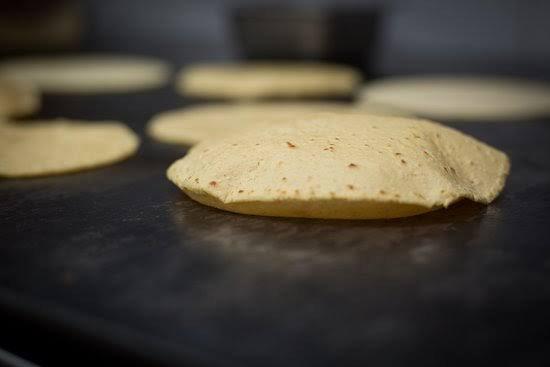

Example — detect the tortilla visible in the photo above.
[0,119,139,178]
[0,79,40,117]
[148,102,411,146]
[148,102,353,146]
[177,62,361,99]
[0,55,171,94]
[167,113,509,219]
[358,76,550,121]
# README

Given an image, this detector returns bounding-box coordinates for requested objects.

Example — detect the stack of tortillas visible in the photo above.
[0,55,171,94]
[167,113,509,219]
[0,79,40,118]
[178,62,361,99]
[358,75,550,121]
[0,119,140,178]
[147,102,410,146]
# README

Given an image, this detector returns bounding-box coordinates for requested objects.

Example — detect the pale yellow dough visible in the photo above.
[167,113,510,219]
[0,119,140,178]
[177,62,361,99]
[358,75,550,121]
[148,102,410,146]
[0,55,171,94]
[0,79,40,117]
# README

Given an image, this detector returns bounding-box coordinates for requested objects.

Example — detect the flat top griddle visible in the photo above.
[1,87,550,366]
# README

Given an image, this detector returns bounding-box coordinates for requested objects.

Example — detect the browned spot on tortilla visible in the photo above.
[209,181,217,186]
[348,163,358,168]
[238,190,244,193]
[286,141,296,148]
[347,184,355,190]
[379,190,386,195]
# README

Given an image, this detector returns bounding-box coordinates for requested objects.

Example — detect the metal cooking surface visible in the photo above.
[1,89,550,366]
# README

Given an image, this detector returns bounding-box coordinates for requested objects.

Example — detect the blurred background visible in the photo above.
[1,0,550,79]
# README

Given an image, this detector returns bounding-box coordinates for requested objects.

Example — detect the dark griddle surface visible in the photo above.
[1,88,550,366]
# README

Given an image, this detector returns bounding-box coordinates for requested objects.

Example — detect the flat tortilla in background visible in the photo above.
[148,102,411,146]
[177,62,361,99]
[0,119,140,178]
[358,76,550,121]
[0,55,171,94]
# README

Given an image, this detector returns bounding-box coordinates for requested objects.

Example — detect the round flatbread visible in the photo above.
[358,76,550,121]
[0,55,171,94]
[167,113,509,219]
[0,119,140,178]
[148,102,410,146]
[148,103,355,146]
[177,62,361,99]
[0,79,40,117]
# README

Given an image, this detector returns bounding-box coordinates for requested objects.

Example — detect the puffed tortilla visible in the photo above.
[177,62,361,99]
[147,102,410,146]
[167,113,510,219]
[0,79,40,117]
[0,119,140,178]
[358,75,550,121]
[0,55,171,94]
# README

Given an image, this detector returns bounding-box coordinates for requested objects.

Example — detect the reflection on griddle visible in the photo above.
[170,194,493,277]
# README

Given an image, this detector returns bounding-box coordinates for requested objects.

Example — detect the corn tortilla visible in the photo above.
[0,55,171,94]
[358,76,550,121]
[177,62,361,99]
[148,102,410,146]
[167,113,509,219]
[0,119,140,178]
